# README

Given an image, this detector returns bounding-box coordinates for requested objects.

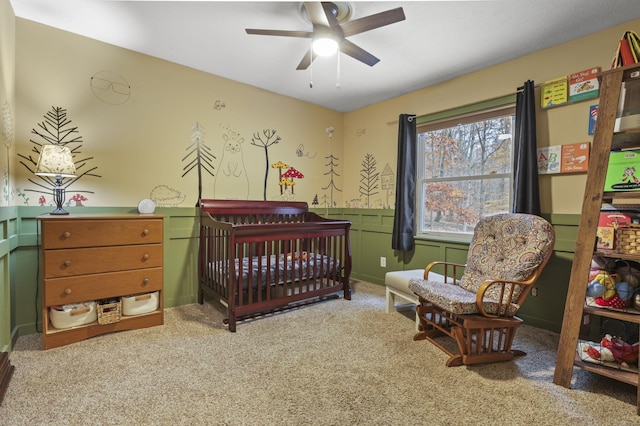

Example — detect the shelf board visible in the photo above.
[583,304,640,323]
[594,249,640,261]
[574,356,639,386]
[43,310,163,349]
[612,129,640,150]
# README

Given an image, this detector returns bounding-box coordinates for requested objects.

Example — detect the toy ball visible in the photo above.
[586,281,606,297]
[616,282,634,301]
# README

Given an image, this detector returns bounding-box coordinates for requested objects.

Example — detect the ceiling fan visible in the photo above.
[245,2,406,70]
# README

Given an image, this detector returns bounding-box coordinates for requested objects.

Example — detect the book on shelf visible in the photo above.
[537,146,561,174]
[620,39,637,66]
[611,30,640,69]
[541,76,568,109]
[560,142,589,173]
[597,211,633,250]
[589,104,598,135]
[604,150,640,192]
[614,78,640,132]
[569,67,600,103]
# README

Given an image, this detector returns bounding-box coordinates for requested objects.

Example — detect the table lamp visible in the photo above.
[35,144,77,215]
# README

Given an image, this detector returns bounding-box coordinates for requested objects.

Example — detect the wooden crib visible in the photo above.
[198,199,352,331]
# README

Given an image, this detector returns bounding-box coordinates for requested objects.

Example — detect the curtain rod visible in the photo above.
[386,115,416,126]
[386,85,538,126]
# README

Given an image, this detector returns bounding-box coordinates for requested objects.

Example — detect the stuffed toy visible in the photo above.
[286,252,308,261]
[583,334,639,367]
[586,270,631,308]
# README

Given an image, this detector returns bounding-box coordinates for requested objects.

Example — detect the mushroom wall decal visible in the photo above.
[281,167,304,194]
[272,160,289,194]
[70,193,88,206]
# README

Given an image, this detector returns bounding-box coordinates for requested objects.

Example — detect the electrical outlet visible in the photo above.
[531,287,538,297]
[380,257,386,267]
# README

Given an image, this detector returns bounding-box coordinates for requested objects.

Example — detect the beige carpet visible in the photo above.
[1,281,638,425]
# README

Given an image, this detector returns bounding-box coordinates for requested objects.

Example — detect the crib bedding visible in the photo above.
[214,253,340,290]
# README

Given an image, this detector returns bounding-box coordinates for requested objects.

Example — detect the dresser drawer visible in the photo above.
[44,268,163,305]
[44,244,163,278]
[42,218,162,249]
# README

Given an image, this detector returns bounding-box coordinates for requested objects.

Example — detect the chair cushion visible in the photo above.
[385,270,425,293]
[385,270,446,293]
[459,213,555,303]
[408,277,519,316]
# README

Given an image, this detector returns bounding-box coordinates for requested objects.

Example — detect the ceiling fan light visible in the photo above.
[313,38,338,56]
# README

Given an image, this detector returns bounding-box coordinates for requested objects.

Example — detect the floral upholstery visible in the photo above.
[408,213,555,317]
[409,276,520,316]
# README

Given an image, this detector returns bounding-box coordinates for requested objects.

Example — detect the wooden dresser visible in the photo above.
[39,214,164,350]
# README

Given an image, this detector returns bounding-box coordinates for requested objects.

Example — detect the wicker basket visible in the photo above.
[96,299,122,325]
[616,223,640,254]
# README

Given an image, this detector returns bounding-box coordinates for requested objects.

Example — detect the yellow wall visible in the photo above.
[0,0,15,205]
[343,18,640,214]
[11,12,640,215]
[14,19,344,208]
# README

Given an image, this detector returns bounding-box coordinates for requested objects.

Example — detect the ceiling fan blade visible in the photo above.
[341,7,406,37]
[304,2,329,26]
[296,49,316,70]
[246,29,313,38]
[340,39,380,67]
[321,2,340,28]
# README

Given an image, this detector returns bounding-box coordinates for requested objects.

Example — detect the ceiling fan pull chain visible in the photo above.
[336,53,341,89]
[309,40,314,88]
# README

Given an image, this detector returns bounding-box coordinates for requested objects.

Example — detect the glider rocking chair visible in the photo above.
[408,213,555,367]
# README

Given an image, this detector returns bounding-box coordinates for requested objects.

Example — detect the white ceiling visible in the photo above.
[10,0,640,112]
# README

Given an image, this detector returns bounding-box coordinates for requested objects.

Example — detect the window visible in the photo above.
[416,104,515,240]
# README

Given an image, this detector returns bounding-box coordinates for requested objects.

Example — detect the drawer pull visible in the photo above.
[142,254,149,260]
[142,229,150,236]
[63,232,71,239]
[64,288,72,295]
[64,260,72,267]
[142,278,150,286]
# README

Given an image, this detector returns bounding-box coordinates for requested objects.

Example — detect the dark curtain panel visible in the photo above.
[392,114,417,251]
[512,80,541,215]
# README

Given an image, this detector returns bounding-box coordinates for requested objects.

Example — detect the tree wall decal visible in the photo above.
[182,122,215,206]
[359,153,379,207]
[322,153,342,207]
[18,106,100,203]
[2,100,15,204]
[251,129,281,201]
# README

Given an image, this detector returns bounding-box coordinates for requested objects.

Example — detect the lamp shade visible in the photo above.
[35,145,77,177]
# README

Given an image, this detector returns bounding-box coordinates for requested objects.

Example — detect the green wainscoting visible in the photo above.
[8,206,202,349]
[322,209,579,333]
[2,207,579,352]
[0,207,18,353]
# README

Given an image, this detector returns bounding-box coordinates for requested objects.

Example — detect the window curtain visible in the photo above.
[512,80,541,215]
[392,114,417,251]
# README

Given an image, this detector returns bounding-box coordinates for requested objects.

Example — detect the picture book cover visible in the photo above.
[597,211,632,250]
[541,77,568,108]
[561,142,590,173]
[569,67,600,103]
[604,150,640,191]
[589,104,598,135]
[537,146,561,174]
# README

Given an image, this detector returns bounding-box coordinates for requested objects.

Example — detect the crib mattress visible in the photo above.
[213,253,340,290]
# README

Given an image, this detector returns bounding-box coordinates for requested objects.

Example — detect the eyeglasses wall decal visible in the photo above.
[90,71,131,105]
